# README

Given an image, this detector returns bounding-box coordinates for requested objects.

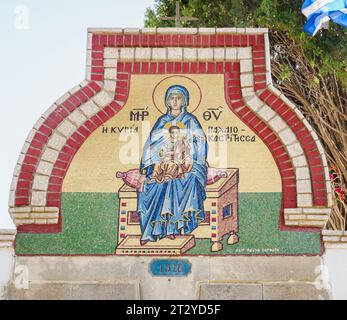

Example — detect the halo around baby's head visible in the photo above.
[165,85,190,112]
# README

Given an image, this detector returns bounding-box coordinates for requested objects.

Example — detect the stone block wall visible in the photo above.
[4,256,330,300]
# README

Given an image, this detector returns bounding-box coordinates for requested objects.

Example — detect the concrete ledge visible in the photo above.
[199,283,263,300]
[0,230,16,249]
[199,282,329,300]
[262,283,329,300]
[284,208,331,228]
[3,256,328,300]
[323,230,347,249]
[5,282,140,300]
[9,207,59,226]
[87,27,269,35]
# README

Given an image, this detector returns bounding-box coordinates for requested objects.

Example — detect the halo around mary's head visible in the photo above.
[165,85,190,112]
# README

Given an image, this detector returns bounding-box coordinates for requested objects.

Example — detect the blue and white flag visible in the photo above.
[302,0,347,36]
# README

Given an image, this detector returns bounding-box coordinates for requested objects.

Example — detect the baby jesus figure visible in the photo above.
[150,126,193,184]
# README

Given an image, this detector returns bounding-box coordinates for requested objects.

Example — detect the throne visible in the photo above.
[115,168,239,255]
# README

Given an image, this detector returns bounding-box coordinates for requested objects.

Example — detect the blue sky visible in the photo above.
[0,0,154,228]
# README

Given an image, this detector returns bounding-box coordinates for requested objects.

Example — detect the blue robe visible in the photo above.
[137,108,208,242]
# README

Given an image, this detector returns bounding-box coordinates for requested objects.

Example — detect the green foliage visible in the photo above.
[144,0,347,87]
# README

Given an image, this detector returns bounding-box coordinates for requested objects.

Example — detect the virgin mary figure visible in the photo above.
[137,85,208,246]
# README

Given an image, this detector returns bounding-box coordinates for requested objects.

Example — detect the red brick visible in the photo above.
[190,63,197,73]
[21,164,36,174]
[150,63,157,74]
[283,186,297,195]
[100,35,107,45]
[216,62,224,73]
[314,198,327,206]
[23,155,38,166]
[141,63,149,73]
[249,117,262,128]
[164,35,171,46]
[259,89,272,101]
[207,63,215,73]
[66,138,80,150]
[201,35,209,47]
[55,105,69,118]
[225,35,232,46]
[114,94,127,102]
[17,181,30,189]
[51,168,65,177]
[282,111,297,122]
[48,184,62,193]
[124,35,132,47]
[108,35,115,47]
[116,87,128,95]
[231,101,244,109]
[279,161,294,171]
[264,133,278,145]
[210,35,217,47]
[91,67,104,74]
[83,120,97,133]
[233,35,241,46]
[249,35,256,46]
[132,62,141,73]
[254,66,266,74]
[55,161,68,170]
[92,34,100,46]
[92,52,103,60]
[47,193,61,201]
[183,63,190,73]
[103,105,116,118]
[254,74,267,82]
[15,198,29,206]
[229,93,243,101]
[116,35,123,46]
[157,35,164,47]
[92,44,104,52]
[49,176,64,185]
[256,35,265,44]
[172,34,179,46]
[97,110,109,122]
[91,59,103,67]
[47,200,61,208]
[38,125,53,137]
[254,51,265,58]
[237,107,250,118]
[240,35,247,46]
[58,152,72,163]
[281,169,296,178]
[75,90,89,104]
[19,171,33,181]
[71,132,85,144]
[268,140,283,151]
[254,83,267,91]
[174,63,182,73]
[148,35,156,46]
[242,112,256,123]
[272,146,287,158]
[217,35,225,46]
[30,140,45,150]
[253,58,266,66]
[91,75,103,82]
[194,35,201,47]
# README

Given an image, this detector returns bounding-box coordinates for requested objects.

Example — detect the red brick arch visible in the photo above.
[11,29,331,234]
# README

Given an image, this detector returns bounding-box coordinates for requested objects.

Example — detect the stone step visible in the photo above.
[116,235,196,256]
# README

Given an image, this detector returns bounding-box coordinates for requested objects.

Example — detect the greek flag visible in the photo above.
[302,0,347,36]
